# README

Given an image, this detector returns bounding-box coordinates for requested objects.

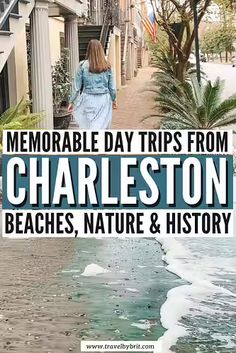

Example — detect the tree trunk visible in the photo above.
[226,51,228,62]
[169,38,174,58]
[176,60,187,81]
[220,53,222,62]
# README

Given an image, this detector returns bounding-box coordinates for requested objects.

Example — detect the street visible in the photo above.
[202,62,236,146]
[202,62,236,99]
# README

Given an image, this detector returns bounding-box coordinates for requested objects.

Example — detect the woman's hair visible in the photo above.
[86,39,111,73]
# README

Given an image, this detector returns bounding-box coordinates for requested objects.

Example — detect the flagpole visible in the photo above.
[192,0,201,84]
[150,0,158,24]
[137,9,157,42]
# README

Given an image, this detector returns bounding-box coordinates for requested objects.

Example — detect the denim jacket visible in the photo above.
[69,60,117,103]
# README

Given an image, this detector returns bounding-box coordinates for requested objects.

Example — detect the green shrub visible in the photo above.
[0,99,42,151]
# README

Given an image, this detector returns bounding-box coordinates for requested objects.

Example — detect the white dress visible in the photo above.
[74,92,112,129]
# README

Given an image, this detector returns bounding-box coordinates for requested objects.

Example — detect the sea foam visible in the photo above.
[81,264,110,277]
[156,233,236,353]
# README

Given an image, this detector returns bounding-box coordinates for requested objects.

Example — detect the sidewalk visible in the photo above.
[112,66,157,129]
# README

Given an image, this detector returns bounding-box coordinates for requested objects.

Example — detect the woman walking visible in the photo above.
[68,39,117,129]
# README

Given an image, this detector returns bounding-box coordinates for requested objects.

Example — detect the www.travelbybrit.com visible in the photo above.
[80,341,161,352]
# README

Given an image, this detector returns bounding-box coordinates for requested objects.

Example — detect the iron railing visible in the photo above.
[99,0,112,48]
[99,0,121,46]
[111,0,120,27]
[89,0,120,26]
[0,0,19,29]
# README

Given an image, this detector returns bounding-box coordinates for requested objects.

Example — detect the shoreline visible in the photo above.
[0,232,183,353]
[1,235,235,353]
[0,222,201,353]
[156,239,189,353]
[0,211,182,353]
[60,238,180,348]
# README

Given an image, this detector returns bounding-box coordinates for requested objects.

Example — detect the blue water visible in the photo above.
[62,238,183,343]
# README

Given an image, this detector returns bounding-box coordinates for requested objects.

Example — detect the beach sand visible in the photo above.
[0,238,87,353]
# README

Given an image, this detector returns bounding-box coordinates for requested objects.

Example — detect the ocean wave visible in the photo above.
[156,237,236,353]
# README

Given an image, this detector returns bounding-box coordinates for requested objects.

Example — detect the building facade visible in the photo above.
[119,0,149,85]
[0,0,148,127]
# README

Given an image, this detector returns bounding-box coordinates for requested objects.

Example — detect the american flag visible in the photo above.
[141,11,157,42]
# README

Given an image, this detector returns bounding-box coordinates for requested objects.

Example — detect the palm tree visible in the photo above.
[151,47,198,81]
[146,75,236,129]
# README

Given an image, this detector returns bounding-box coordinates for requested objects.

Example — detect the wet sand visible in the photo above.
[0,238,87,353]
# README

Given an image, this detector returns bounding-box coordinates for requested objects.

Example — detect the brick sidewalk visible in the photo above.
[112,66,158,130]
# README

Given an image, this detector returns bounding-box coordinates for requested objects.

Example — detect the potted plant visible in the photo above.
[52,49,72,129]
